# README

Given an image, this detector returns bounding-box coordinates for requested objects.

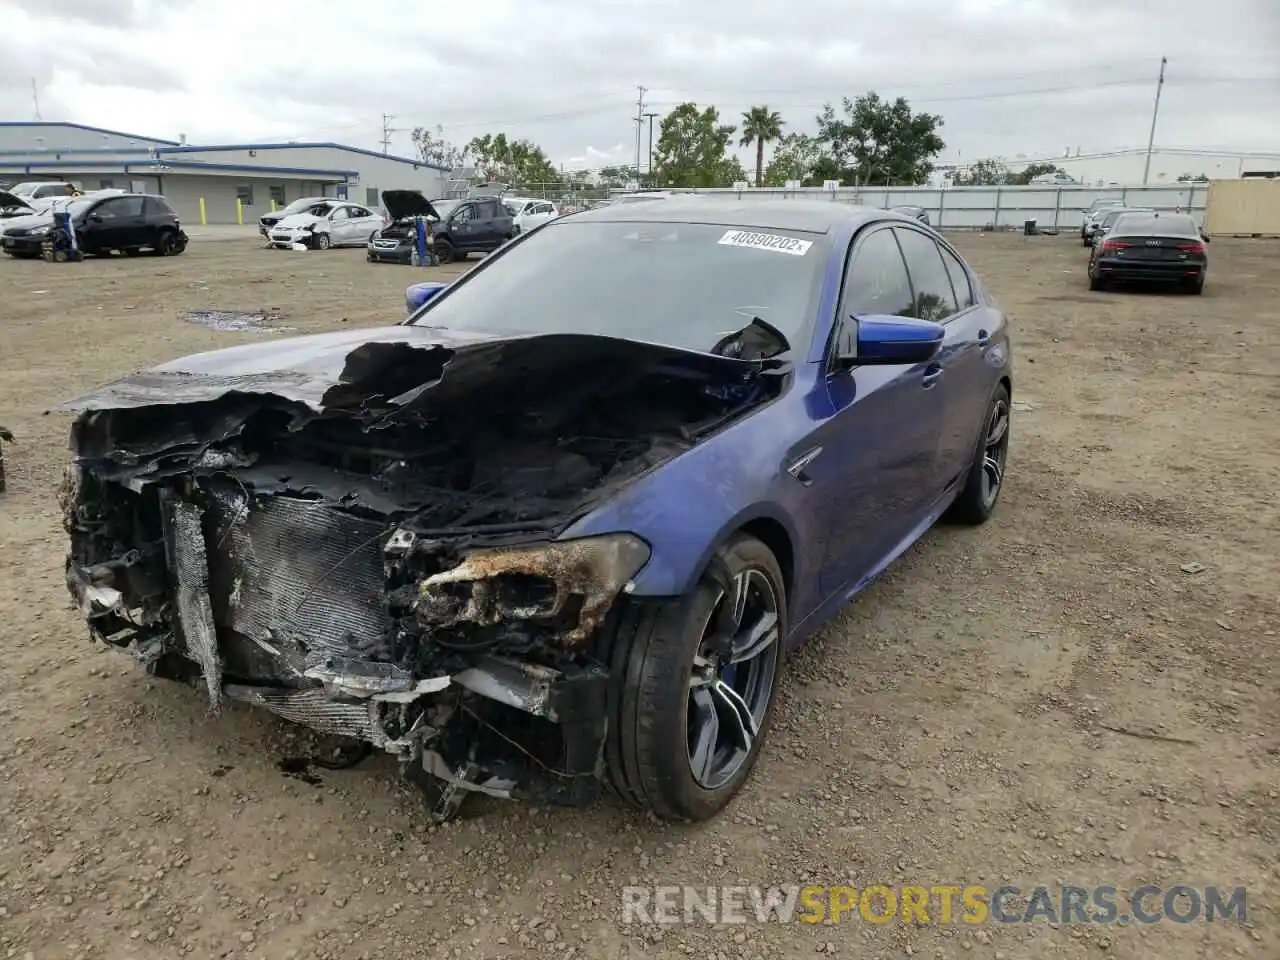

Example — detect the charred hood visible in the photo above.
[381,190,439,222]
[63,327,783,533]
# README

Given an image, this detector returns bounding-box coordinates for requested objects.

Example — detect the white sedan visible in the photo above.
[503,197,559,234]
[266,201,384,250]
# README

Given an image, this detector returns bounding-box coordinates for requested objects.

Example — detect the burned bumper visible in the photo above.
[63,478,640,815]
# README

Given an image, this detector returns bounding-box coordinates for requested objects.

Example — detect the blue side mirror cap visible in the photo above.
[405,281,448,313]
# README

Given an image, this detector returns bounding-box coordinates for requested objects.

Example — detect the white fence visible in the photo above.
[676,184,1207,232]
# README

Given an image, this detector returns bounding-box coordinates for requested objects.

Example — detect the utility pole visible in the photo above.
[31,78,41,121]
[634,86,647,186]
[380,113,400,155]
[1141,57,1167,186]
[644,111,659,185]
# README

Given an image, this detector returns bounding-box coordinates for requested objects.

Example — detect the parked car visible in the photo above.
[503,196,559,234]
[2,193,186,258]
[367,191,514,264]
[7,180,79,200]
[890,204,931,225]
[60,199,1011,824]
[1088,211,1208,294]
[257,196,335,239]
[264,200,383,250]
[1089,207,1154,248]
[1030,171,1076,185]
[1080,199,1125,243]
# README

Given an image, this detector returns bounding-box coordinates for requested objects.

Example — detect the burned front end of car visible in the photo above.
[61,331,777,817]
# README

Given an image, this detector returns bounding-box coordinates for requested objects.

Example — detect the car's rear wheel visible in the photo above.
[605,534,785,822]
[1186,276,1205,295]
[945,383,1011,525]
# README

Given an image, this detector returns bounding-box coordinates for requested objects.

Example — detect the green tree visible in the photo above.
[1176,172,1210,182]
[953,157,1011,186]
[465,134,560,185]
[651,103,739,187]
[410,125,468,170]
[739,105,785,187]
[815,92,945,186]
[1010,161,1066,185]
[763,133,823,186]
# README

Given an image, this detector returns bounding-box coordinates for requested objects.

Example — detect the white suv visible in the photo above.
[504,197,559,233]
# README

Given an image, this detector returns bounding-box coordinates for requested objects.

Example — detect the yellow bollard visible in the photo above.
[198,197,207,226]
[235,198,244,225]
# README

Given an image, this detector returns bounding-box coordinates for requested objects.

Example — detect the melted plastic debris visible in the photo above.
[183,308,291,333]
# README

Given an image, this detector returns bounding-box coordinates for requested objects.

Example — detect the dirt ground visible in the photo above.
[0,232,1275,960]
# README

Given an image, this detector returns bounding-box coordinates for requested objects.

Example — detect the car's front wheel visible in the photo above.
[432,238,454,264]
[313,232,331,250]
[605,533,786,822]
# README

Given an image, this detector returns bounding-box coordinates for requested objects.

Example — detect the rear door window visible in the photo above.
[894,227,959,322]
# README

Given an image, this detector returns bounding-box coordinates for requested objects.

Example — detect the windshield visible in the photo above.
[9,183,39,197]
[431,199,461,219]
[409,219,826,354]
[279,197,327,215]
[1101,208,1149,228]
[1112,214,1199,235]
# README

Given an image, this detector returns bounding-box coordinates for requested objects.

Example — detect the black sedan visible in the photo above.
[1087,212,1208,294]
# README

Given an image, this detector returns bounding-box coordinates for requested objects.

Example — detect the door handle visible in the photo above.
[922,364,943,389]
[977,329,990,346]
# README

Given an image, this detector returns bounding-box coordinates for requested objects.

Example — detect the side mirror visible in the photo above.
[834,315,945,369]
[405,281,448,313]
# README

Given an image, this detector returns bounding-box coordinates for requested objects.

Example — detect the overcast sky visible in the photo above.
[2,0,1278,171]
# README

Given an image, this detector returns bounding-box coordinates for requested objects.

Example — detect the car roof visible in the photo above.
[567,198,884,234]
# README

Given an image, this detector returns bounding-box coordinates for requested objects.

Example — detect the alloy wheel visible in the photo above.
[981,397,1010,508]
[686,568,781,790]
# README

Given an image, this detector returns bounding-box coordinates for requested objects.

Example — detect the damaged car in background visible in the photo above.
[61,199,1012,823]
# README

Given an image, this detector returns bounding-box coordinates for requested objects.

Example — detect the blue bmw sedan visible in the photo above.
[61,199,1011,823]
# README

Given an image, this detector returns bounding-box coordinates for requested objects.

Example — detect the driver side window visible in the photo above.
[837,228,914,320]
[453,204,475,224]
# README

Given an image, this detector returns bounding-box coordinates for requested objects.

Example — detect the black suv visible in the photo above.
[367,190,514,264]
[1,193,187,258]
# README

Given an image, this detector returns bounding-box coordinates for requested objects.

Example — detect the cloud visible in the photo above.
[0,0,1276,169]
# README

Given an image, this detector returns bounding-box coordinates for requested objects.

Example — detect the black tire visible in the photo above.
[313,232,331,251]
[945,383,1011,525]
[154,231,181,257]
[604,533,786,822]
[1186,277,1204,295]
[432,238,454,264]
[1088,275,1105,291]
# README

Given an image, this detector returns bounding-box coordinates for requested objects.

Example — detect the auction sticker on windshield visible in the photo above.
[718,230,813,256]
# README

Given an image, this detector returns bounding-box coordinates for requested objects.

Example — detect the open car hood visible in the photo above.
[381,190,439,222]
[61,325,773,418]
[0,191,34,215]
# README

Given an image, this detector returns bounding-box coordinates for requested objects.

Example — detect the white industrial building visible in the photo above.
[1006,147,1280,186]
[0,121,450,225]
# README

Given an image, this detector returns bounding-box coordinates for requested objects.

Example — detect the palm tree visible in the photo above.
[739,106,784,187]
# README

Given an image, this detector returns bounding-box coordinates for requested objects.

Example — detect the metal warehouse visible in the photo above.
[0,122,450,225]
